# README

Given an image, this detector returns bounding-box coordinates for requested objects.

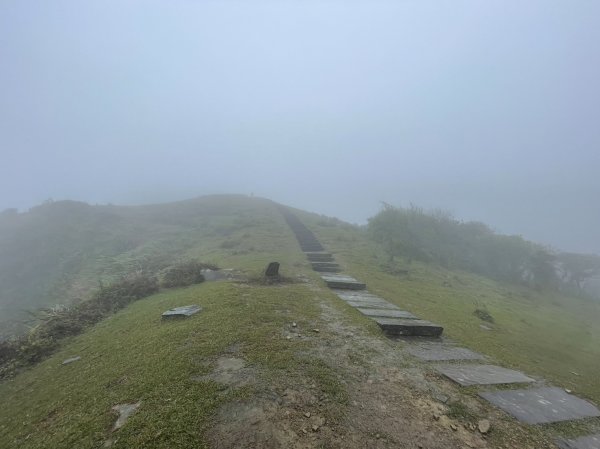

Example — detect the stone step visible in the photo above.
[325,280,366,290]
[557,433,600,449]
[310,262,340,268]
[301,245,324,250]
[313,265,341,273]
[435,364,535,386]
[321,274,366,290]
[480,387,600,424]
[374,317,443,337]
[357,308,418,319]
[346,300,401,310]
[306,252,334,261]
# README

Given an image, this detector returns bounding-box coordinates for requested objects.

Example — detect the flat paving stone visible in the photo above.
[336,290,387,304]
[480,387,600,424]
[557,434,600,449]
[321,274,366,290]
[313,266,341,273]
[310,262,340,268]
[407,343,484,361]
[332,289,380,299]
[357,308,417,319]
[374,317,443,337]
[436,364,534,386]
[162,305,202,319]
[346,300,401,310]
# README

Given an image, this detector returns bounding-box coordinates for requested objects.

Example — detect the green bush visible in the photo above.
[161,260,217,288]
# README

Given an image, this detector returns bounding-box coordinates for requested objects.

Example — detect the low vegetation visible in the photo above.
[0,273,159,379]
[161,260,218,288]
[368,203,600,297]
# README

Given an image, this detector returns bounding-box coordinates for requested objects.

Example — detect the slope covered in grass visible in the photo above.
[0,195,300,336]
[302,211,600,405]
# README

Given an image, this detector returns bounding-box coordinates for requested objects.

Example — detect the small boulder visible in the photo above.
[478,419,491,434]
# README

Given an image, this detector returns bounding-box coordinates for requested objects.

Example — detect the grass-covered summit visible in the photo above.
[0,195,291,337]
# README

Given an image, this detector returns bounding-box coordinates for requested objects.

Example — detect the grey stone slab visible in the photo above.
[346,300,401,310]
[436,364,534,386]
[310,262,340,268]
[374,317,443,337]
[335,292,388,303]
[321,274,366,290]
[557,434,600,449]
[357,308,417,319]
[480,387,600,424]
[332,289,381,299]
[162,305,202,319]
[407,344,484,361]
[306,253,334,261]
[313,265,341,273]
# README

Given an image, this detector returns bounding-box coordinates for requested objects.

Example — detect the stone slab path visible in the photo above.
[279,207,600,444]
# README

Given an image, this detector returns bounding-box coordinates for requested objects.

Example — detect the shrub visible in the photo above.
[161,260,217,288]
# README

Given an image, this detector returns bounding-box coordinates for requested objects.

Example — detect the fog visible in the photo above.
[1,1,599,253]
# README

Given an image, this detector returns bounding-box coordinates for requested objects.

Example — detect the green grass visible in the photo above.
[0,281,343,448]
[305,215,600,405]
[0,195,305,336]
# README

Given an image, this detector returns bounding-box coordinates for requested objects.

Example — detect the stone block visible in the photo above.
[374,317,443,337]
[436,364,534,386]
[480,387,600,424]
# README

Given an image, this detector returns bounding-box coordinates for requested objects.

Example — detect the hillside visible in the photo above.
[1,196,600,448]
[0,195,293,337]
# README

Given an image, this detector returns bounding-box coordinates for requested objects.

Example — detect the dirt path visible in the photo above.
[207,282,555,448]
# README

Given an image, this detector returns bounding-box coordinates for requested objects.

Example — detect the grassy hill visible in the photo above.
[1,195,599,448]
[0,195,298,337]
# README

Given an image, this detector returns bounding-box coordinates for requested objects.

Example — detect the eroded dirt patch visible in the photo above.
[207,286,555,448]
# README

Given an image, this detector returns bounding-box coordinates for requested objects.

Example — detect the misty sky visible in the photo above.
[1,1,599,254]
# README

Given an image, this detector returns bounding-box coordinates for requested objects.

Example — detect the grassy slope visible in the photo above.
[0,195,301,336]
[301,211,600,405]
[0,198,340,448]
[2,198,600,447]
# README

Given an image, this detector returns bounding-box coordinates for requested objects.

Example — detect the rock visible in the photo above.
[286,336,292,340]
[162,305,202,319]
[62,356,81,365]
[304,412,311,418]
[312,328,320,333]
[450,423,458,431]
[565,388,573,394]
[433,413,441,421]
[292,322,297,328]
[265,262,280,277]
[478,419,491,434]
[312,425,319,432]
[111,402,141,431]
